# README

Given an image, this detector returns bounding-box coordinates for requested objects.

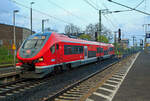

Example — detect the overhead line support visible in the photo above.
[108,0,150,16]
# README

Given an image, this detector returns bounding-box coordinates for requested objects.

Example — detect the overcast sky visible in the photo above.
[0,0,150,45]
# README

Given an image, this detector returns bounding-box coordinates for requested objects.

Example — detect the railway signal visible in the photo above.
[118,28,121,43]
[146,33,150,38]
[95,32,98,41]
[140,39,143,47]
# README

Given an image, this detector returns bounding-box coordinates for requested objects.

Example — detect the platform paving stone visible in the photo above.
[112,51,150,101]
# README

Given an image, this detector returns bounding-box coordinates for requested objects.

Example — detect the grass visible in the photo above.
[0,46,15,64]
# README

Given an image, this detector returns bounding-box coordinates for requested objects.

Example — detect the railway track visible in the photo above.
[0,57,118,101]
[0,66,19,84]
[0,71,20,84]
[43,54,136,101]
[0,54,135,101]
[0,76,53,100]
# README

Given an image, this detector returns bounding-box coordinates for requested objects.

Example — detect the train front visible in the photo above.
[16,32,52,78]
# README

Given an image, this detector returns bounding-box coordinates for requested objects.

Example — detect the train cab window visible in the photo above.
[50,45,55,54]
[23,39,45,49]
[23,35,47,49]
[56,44,59,50]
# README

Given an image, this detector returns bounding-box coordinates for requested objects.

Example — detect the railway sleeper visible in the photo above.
[58,95,80,100]
[73,86,89,89]
[70,89,88,93]
[73,86,90,90]
[67,91,86,94]
[76,85,91,88]
[0,75,19,84]
[63,93,81,97]
[64,93,82,97]
[54,98,75,101]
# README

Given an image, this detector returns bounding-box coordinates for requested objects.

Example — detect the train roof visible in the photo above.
[52,32,114,47]
[32,32,114,47]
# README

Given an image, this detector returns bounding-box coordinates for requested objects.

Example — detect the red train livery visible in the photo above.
[16,32,115,78]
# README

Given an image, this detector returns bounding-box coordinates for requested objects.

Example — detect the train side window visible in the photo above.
[64,45,68,55]
[64,45,72,55]
[50,45,55,54]
[104,50,106,55]
[80,46,83,53]
[101,48,103,53]
[56,44,59,50]
[97,48,99,53]
[104,50,108,55]
[109,47,113,51]
[68,47,72,54]
[64,45,83,55]
[88,51,96,58]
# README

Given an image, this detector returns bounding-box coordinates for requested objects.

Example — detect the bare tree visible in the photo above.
[64,23,112,42]
[85,23,112,42]
[102,25,113,41]
[64,23,82,35]
[85,23,98,40]
[45,27,58,32]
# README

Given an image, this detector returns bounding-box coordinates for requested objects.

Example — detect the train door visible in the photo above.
[50,44,56,64]
[55,43,60,64]
[84,46,88,59]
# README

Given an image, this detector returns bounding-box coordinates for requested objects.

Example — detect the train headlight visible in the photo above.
[39,57,44,62]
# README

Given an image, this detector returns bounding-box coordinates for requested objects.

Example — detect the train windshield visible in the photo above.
[23,35,46,49]
[23,39,45,49]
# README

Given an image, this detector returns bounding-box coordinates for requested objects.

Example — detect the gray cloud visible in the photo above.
[0,0,20,25]
[0,0,20,13]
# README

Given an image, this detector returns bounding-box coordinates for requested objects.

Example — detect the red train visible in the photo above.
[16,32,115,78]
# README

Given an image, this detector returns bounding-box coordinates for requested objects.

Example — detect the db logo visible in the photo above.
[26,50,31,54]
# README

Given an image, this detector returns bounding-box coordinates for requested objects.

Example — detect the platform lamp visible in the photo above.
[13,10,19,67]
[30,2,35,35]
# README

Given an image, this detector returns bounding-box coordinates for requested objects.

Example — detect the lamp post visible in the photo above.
[13,10,19,67]
[30,2,34,35]
[42,19,49,33]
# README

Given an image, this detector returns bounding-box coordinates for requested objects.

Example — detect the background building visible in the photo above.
[0,23,32,49]
[121,39,129,49]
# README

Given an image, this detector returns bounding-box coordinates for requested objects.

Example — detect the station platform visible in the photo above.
[86,51,150,101]
[112,51,150,101]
